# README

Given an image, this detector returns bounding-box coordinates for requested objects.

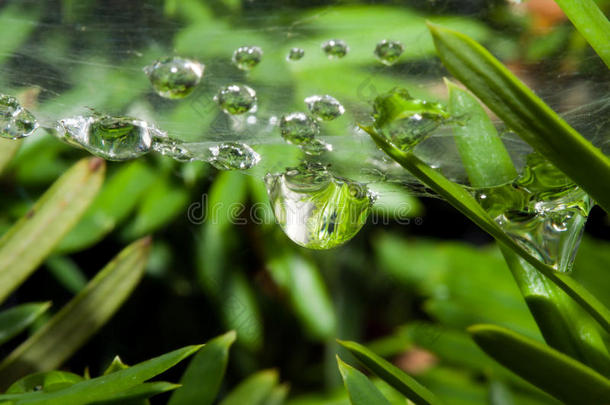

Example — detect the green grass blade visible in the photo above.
[0,302,51,346]
[337,340,443,405]
[168,331,236,405]
[0,237,151,386]
[553,0,610,68]
[469,324,610,404]
[89,382,181,405]
[336,356,391,405]
[364,125,610,334]
[427,22,610,213]
[219,369,278,405]
[0,138,21,175]
[0,157,105,304]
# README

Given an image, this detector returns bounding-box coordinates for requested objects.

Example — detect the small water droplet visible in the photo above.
[152,138,195,161]
[265,164,375,249]
[305,94,345,121]
[232,46,263,71]
[287,47,305,61]
[143,57,204,99]
[322,39,348,59]
[279,112,319,145]
[56,113,161,161]
[207,142,261,170]
[0,94,38,139]
[214,84,257,115]
[374,40,404,65]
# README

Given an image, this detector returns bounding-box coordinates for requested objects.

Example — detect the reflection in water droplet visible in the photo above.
[143,57,204,99]
[0,94,38,139]
[266,164,375,249]
[279,112,319,145]
[287,47,305,61]
[56,113,161,161]
[322,39,349,59]
[300,138,332,156]
[305,95,345,121]
[372,88,449,151]
[232,46,263,71]
[475,153,591,272]
[374,40,404,65]
[152,138,195,161]
[214,84,257,115]
[208,142,260,170]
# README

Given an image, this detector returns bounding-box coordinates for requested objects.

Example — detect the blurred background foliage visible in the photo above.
[0,0,609,403]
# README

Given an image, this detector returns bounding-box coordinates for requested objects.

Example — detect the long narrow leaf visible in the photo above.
[0,157,105,303]
[336,356,391,405]
[428,22,610,213]
[469,324,610,404]
[0,237,151,386]
[0,302,51,346]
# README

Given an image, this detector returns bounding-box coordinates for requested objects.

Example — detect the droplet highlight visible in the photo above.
[214,84,257,115]
[322,39,348,59]
[232,46,263,71]
[207,142,260,170]
[305,95,345,121]
[0,94,38,139]
[143,57,204,99]
[374,40,404,65]
[287,47,305,61]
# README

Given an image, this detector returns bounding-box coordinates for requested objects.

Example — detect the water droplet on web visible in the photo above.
[322,39,348,59]
[232,46,263,71]
[305,94,345,121]
[301,138,332,156]
[207,142,260,170]
[279,112,319,145]
[143,57,204,99]
[152,138,195,161]
[287,47,305,61]
[475,153,591,272]
[374,40,404,65]
[0,94,38,139]
[214,84,257,115]
[372,88,449,151]
[56,113,161,161]
[265,163,375,249]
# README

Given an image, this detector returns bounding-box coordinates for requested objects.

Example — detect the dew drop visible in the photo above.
[56,113,161,161]
[305,94,345,121]
[321,39,349,59]
[300,138,332,156]
[152,138,195,162]
[287,47,305,61]
[232,46,263,71]
[374,40,404,66]
[143,57,204,99]
[207,142,261,170]
[265,164,375,249]
[0,94,38,139]
[214,84,257,115]
[279,112,319,145]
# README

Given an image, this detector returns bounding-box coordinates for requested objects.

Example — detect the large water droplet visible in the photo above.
[214,84,257,115]
[322,39,349,59]
[232,46,263,71]
[374,40,404,66]
[56,113,161,161]
[476,153,591,272]
[207,142,260,170]
[287,47,305,61]
[305,95,345,121]
[372,88,449,151]
[0,94,38,139]
[266,164,375,249]
[143,57,204,99]
[279,112,320,145]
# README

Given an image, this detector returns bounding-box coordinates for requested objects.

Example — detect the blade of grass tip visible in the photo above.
[337,340,443,405]
[0,157,105,303]
[447,80,610,375]
[218,369,278,405]
[469,324,610,404]
[427,22,610,213]
[0,302,51,346]
[363,125,610,335]
[336,356,391,405]
[0,237,151,387]
[0,138,21,174]
[553,0,610,69]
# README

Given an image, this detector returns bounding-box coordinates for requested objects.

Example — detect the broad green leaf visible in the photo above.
[0,303,50,346]
[0,138,21,175]
[364,125,610,335]
[336,356,390,405]
[168,331,236,405]
[0,157,105,304]
[0,345,202,405]
[6,371,84,394]
[427,23,610,213]
[0,237,150,385]
[263,384,290,405]
[89,382,180,405]
[337,340,442,405]
[553,0,610,68]
[469,324,610,404]
[219,369,278,405]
